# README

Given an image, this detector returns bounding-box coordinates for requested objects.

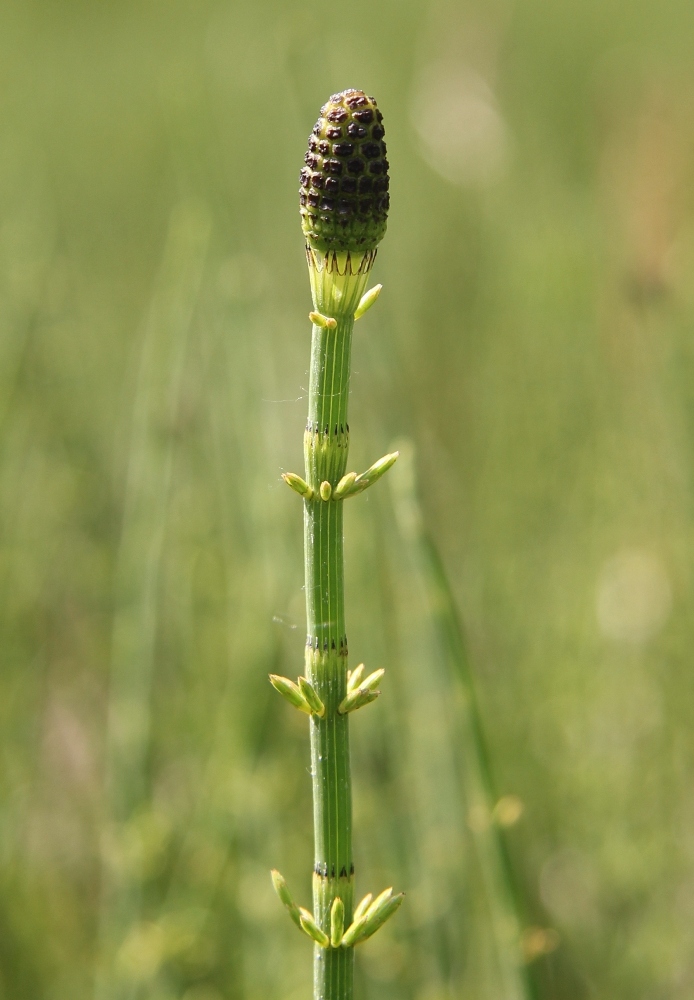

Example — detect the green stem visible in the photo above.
[303,250,373,1000]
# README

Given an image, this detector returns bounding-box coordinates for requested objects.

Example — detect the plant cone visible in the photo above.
[300,90,389,255]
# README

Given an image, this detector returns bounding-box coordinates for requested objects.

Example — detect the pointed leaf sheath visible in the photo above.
[365,886,393,918]
[357,891,405,943]
[300,91,390,254]
[360,668,385,692]
[333,472,358,499]
[271,870,302,929]
[330,897,345,948]
[339,667,385,713]
[298,676,326,718]
[332,453,400,501]
[347,664,365,691]
[351,452,399,494]
[283,472,314,500]
[354,284,382,320]
[341,888,405,948]
[339,679,383,714]
[299,908,330,948]
[269,674,312,714]
[352,893,373,922]
[339,914,369,949]
[340,890,391,948]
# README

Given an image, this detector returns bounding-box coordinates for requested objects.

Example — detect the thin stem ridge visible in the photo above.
[271,90,401,1000]
[303,253,369,1000]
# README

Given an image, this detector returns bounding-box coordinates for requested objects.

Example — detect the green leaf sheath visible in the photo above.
[303,257,371,1000]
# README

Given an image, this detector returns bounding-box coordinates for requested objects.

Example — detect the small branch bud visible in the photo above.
[354,284,382,320]
[342,887,405,947]
[319,481,332,501]
[352,892,373,922]
[352,451,399,494]
[330,897,345,948]
[299,908,330,948]
[365,887,393,916]
[298,676,326,718]
[333,472,358,499]
[347,663,365,692]
[309,310,337,330]
[269,674,312,714]
[340,668,384,713]
[332,452,400,499]
[360,668,385,692]
[356,890,404,944]
[282,472,314,500]
[271,869,302,929]
[340,914,368,948]
[338,686,380,715]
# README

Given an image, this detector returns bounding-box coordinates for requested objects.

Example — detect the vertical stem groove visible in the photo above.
[302,252,372,1000]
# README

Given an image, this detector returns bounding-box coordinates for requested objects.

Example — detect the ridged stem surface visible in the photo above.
[303,254,371,1000]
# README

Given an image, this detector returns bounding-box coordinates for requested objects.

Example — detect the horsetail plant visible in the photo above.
[270,90,403,1000]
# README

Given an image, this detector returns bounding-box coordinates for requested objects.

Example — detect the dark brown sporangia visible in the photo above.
[300,90,390,253]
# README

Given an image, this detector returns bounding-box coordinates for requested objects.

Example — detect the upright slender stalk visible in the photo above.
[304,252,372,1000]
[271,91,402,1000]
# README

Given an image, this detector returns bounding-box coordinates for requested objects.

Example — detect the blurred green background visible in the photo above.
[2,0,694,998]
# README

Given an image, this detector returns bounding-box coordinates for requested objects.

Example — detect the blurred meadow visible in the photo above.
[2,0,694,998]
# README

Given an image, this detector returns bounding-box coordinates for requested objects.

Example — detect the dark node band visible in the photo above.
[314,862,355,878]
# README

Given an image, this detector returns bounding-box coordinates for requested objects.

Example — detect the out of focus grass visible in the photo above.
[1,1,694,999]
